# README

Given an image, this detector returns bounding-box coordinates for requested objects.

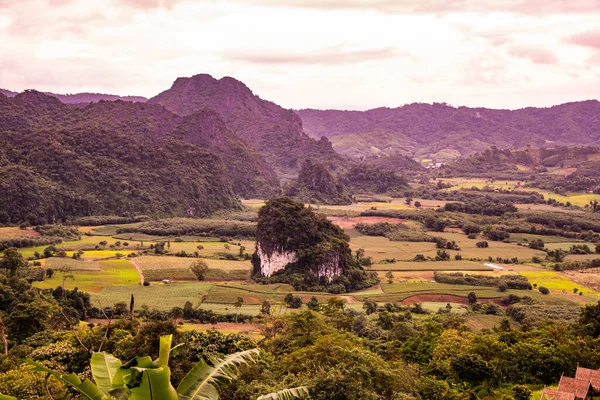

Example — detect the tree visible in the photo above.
[234,297,244,322]
[435,250,450,261]
[580,301,600,337]
[0,248,27,277]
[363,298,378,315]
[12,334,307,400]
[385,270,394,284]
[284,294,302,308]
[513,385,532,400]
[190,260,209,280]
[261,300,272,315]
[467,292,477,304]
[405,197,413,206]
[462,224,482,235]
[414,201,422,208]
[307,297,320,311]
[538,286,549,295]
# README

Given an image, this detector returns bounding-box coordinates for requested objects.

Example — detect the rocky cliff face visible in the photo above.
[256,245,298,278]
[255,242,342,282]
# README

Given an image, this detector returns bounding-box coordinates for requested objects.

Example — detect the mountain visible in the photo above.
[0,88,147,104]
[0,90,280,224]
[148,74,347,181]
[285,161,352,205]
[296,101,600,161]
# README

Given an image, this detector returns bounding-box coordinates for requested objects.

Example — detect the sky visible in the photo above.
[1,0,600,110]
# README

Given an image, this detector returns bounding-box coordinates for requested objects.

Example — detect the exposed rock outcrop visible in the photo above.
[251,197,378,293]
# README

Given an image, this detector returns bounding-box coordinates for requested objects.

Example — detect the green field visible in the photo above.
[135,256,251,271]
[520,271,600,299]
[369,260,491,271]
[439,177,600,207]
[35,259,140,292]
[45,257,100,271]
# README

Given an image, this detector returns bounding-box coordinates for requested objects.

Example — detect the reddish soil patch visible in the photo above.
[242,296,261,304]
[327,216,406,230]
[400,294,504,306]
[0,227,40,238]
[393,271,435,280]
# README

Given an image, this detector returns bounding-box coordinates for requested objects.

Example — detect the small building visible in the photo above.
[541,367,600,399]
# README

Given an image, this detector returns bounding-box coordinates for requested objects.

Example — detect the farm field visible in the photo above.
[520,271,600,300]
[134,256,251,271]
[369,260,491,271]
[434,232,546,260]
[439,177,600,207]
[45,257,100,271]
[34,259,140,292]
[0,227,39,238]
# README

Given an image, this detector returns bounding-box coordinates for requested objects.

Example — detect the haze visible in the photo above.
[1,0,599,110]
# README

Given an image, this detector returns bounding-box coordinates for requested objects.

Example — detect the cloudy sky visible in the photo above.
[1,0,599,110]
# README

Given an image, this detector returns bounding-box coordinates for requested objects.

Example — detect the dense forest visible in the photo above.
[0,90,286,224]
[297,101,600,160]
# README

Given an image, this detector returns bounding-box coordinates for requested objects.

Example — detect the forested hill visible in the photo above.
[296,100,600,160]
[0,90,280,224]
[149,74,347,180]
[0,88,147,104]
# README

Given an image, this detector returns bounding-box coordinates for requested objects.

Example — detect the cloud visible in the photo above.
[508,45,559,65]
[114,0,181,9]
[223,46,405,65]
[233,0,600,16]
[568,30,600,49]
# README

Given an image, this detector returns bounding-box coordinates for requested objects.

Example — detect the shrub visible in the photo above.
[190,260,209,280]
[538,286,550,295]
[476,241,489,248]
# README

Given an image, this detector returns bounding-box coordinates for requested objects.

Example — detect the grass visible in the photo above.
[439,177,600,207]
[45,257,100,271]
[545,242,597,251]
[90,282,215,310]
[66,250,131,260]
[520,271,600,299]
[0,227,39,238]
[350,236,436,262]
[369,261,492,271]
[564,254,600,261]
[434,232,546,261]
[464,314,508,332]
[34,259,140,292]
[508,233,586,244]
[349,232,544,264]
[420,302,469,314]
[134,256,251,271]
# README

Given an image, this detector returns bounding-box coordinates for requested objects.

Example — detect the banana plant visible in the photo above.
[0,335,307,400]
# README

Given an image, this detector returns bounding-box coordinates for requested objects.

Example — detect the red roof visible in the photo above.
[541,389,575,400]
[558,376,591,399]
[575,366,600,391]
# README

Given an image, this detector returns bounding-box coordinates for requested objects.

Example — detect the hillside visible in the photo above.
[0,88,147,104]
[149,74,347,180]
[0,91,282,224]
[285,161,352,205]
[297,101,600,161]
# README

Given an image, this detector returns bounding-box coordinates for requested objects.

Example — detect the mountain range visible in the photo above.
[2,74,600,224]
[0,88,147,104]
[297,101,600,161]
